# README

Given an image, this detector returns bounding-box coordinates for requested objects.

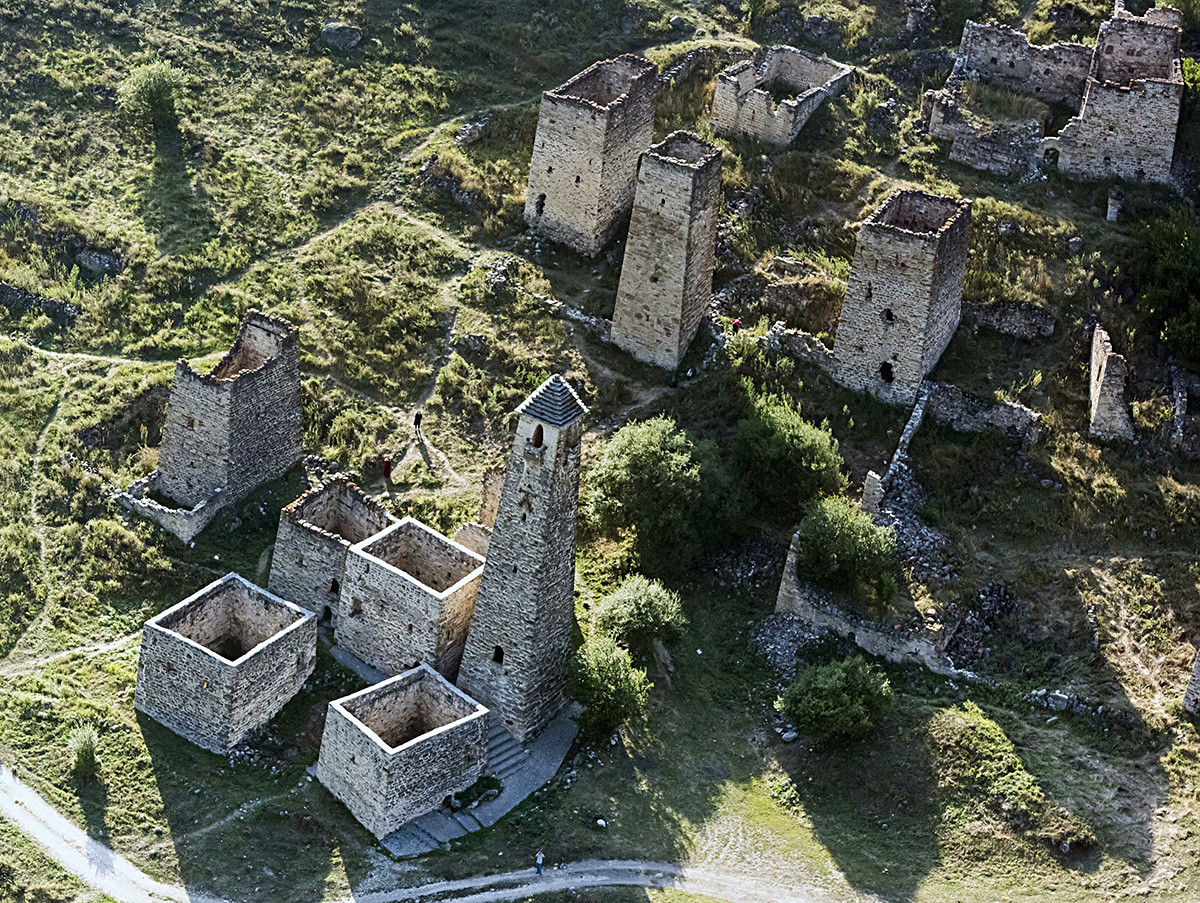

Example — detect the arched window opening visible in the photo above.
[879,363,895,383]
[532,425,544,448]
[493,646,504,665]
[329,578,340,596]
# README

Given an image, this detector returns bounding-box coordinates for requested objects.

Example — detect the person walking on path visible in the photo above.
[535,850,544,877]
[413,409,424,442]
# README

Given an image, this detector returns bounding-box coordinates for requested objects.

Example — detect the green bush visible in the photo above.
[569,634,651,736]
[592,574,686,657]
[796,496,896,600]
[733,390,846,522]
[1130,207,1200,365]
[68,723,99,780]
[117,62,185,131]
[776,656,893,744]
[587,416,745,574]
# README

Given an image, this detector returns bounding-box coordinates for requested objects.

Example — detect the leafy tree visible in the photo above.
[797,495,896,601]
[1131,207,1200,365]
[68,723,99,780]
[569,634,651,736]
[118,62,185,132]
[776,656,893,744]
[588,416,744,574]
[593,574,686,657]
[733,389,846,521]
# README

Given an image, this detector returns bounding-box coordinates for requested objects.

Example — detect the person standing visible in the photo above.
[535,850,544,877]
[413,409,424,442]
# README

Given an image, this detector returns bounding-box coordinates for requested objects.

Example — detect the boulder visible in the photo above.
[321,22,362,52]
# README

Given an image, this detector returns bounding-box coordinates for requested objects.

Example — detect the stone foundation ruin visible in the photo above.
[832,190,972,406]
[610,131,722,370]
[711,45,853,145]
[134,574,317,753]
[1089,325,1135,441]
[119,311,303,542]
[316,664,488,839]
[524,55,658,255]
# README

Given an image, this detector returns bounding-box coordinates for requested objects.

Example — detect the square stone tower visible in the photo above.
[833,190,972,405]
[610,131,722,370]
[456,375,588,743]
[524,55,658,256]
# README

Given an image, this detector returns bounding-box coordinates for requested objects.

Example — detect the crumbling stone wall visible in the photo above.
[457,376,587,743]
[922,75,1043,176]
[956,20,1092,104]
[611,132,722,370]
[926,382,1042,444]
[962,300,1056,339]
[524,55,658,255]
[833,191,972,406]
[1185,649,1200,716]
[1089,325,1135,441]
[316,665,487,839]
[268,479,395,623]
[338,519,484,681]
[134,574,316,753]
[711,46,853,145]
[453,464,506,557]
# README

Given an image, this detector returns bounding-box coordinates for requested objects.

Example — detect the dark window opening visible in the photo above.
[547,165,553,173]
[881,308,894,323]
[408,624,414,633]
[321,606,333,626]
[1043,148,1059,168]
[535,194,546,218]
[575,175,581,184]
[879,363,895,383]
[329,578,340,595]
[493,646,504,664]
[532,425,544,447]
[351,598,363,617]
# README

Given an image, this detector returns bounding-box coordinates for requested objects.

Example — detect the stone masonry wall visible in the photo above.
[957,20,1092,104]
[833,191,971,406]
[524,56,658,256]
[316,666,487,839]
[1184,649,1200,716]
[134,575,316,753]
[268,479,395,621]
[1089,325,1135,441]
[611,132,722,370]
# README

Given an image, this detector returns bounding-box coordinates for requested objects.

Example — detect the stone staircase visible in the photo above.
[485,721,529,783]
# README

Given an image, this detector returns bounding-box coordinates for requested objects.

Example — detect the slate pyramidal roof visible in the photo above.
[515,375,589,428]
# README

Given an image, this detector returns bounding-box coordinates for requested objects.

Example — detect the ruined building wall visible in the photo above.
[1089,325,1135,441]
[1184,649,1200,716]
[524,56,658,256]
[957,20,1092,104]
[611,132,722,370]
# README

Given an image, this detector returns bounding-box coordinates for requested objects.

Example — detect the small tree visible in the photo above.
[593,574,686,657]
[569,634,651,736]
[1131,206,1200,365]
[68,723,99,780]
[776,656,893,744]
[797,496,896,602]
[118,61,185,132]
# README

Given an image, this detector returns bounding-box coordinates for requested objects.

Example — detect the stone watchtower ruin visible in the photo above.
[833,190,972,406]
[456,375,588,743]
[610,131,722,371]
[524,55,658,256]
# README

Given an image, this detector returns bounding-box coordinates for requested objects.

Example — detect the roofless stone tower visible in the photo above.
[456,375,587,743]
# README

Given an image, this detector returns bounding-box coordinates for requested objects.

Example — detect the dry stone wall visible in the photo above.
[524,56,658,256]
[316,665,487,839]
[957,20,1092,104]
[134,574,316,753]
[611,132,721,370]
[1089,325,1135,441]
[1185,650,1200,716]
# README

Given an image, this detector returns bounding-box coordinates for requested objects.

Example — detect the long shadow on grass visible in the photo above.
[138,123,216,256]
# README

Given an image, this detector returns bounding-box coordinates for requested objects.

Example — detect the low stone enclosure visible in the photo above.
[316,664,488,840]
[924,3,1183,183]
[711,45,853,145]
[134,574,317,754]
[118,311,303,543]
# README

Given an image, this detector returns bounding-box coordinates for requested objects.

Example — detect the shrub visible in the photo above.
[592,574,686,657]
[588,416,744,574]
[118,62,185,131]
[1130,207,1200,365]
[68,724,99,780]
[733,390,846,522]
[569,634,651,736]
[776,656,893,744]
[796,496,895,601]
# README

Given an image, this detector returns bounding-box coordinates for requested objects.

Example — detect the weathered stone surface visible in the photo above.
[321,22,361,52]
[1185,649,1200,716]
[457,376,587,743]
[268,478,396,626]
[711,46,853,145]
[832,190,972,406]
[926,381,1042,444]
[1089,325,1135,441]
[922,73,1043,177]
[339,518,485,682]
[525,56,658,256]
[134,574,317,754]
[611,131,721,370]
[962,300,1056,339]
[316,665,488,839]
[957,19,1092,104]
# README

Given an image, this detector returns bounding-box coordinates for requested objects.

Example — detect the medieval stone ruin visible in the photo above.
[119,311,303,542]
[924,2,1183,182]
[1185,652,1200,717]
[316,664,488,839]
[711,45,854,145]
[832,190,973,406]
[134,573,316,754]
[610,131,722,370]
[524,55,658,256]
[1089,325,1135,442]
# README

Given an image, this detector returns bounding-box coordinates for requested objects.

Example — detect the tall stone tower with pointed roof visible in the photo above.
[456,375,588,743]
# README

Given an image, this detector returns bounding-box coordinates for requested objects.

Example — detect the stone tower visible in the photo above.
[524,55,658,256]
[456,375,588,743]
[610,131,722,370]
[832,190,972,406]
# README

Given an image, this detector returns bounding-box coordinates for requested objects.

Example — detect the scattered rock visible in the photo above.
[75,249,124,277]
[781,731,799,743]
[321,22,362,52]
